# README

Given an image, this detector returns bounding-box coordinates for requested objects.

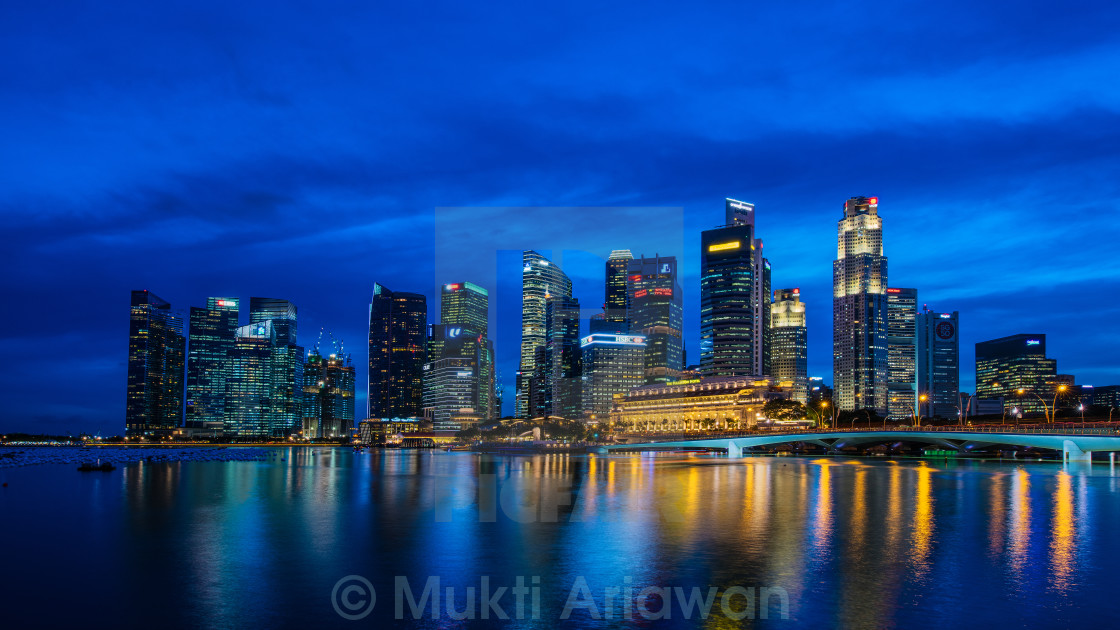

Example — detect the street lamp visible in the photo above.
[915,394,928,427]
[1016,384,1067,423]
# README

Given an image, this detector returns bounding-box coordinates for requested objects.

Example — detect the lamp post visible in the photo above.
[1016,384,1068,423]
[915,394,928,427]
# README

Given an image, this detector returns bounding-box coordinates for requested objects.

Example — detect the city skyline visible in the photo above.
[4,1,1120,432]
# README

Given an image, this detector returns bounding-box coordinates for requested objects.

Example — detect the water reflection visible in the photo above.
[13,451,1101,627]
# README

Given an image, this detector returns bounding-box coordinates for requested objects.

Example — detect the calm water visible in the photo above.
[2,449,1119,628]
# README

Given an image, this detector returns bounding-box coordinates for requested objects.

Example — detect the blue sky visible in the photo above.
[2,0,1119,433]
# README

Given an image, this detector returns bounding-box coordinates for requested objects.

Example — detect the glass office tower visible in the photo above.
[368,283,427,419]
[605,250,633,327]
[833,196,889,414]
[627,254,683,384]
[302,349,356,439]
[544,296,582,419]
[581,333,646,418]
[700,198,770,378]
[185,297,239,428]
[425,281,495,424]
[125,290,185,436]
[518,251,572,417]
[886,287,918,422]
[917,308,960,419]
[770,288,808,403]
[976,334,1058,415]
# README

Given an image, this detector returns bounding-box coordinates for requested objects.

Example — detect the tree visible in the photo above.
[761,399,806,421]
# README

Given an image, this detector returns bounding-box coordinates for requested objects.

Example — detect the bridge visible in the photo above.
[604,424,1120,463]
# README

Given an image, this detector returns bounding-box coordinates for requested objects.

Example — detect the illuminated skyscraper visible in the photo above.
[425,282,495,424]
[185,297,239,428]
[833,196,889,414]
[545,296,582,419]
[125,290,185,436]
[886,287,918,422]
[368,284,427,419]
[225,320,277,437]
[581,333,646,418]
[976,334,1057,415]
[302,346,355,439]
[605,250,633,326]
[700,199,770,378]
[770,288,808,403]
[517,251,572,417]
[222,298,304,437]
[917,308,960,419]
[627,254,683,384]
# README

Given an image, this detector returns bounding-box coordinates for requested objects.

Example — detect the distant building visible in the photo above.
[225,320,278,437]
[544,296,582,419]
[580,333,646,419]
[770,288,808,403]
[302,349,355,439]
[1092,386,1120,410]
[604,250,633,327]
[518,251,573,417]
[833,196,889,414]
[809,377,833,406]
[917,308,960,419]
[975,334,1058,415]
[224,299,305,438]
[699,199,771,379]
[125,290,185,436]
[886,288,918,422]
[610,376,790,432]
[424,282,495,428]
[627,254,683,384]
[185,297,239,428]
[368,283,427,419]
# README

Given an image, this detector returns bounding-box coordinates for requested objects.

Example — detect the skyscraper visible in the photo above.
[976,334,1058,415]
[770,288,808,403]
[425,281,495,424]
[833,196,889,414]
[250,298,304,436]
[605,250,633,327]
[518,251,572,417]
[581,333,646,418]
[917,308,960,419]
[545,296,582,419]
[225,320,276,437]
[185,297,239,428]
[125,290,185,436]
[700,199,771,378]
[220,298,304,438]
[302,347,356,439]
[368,284,427,419]
[627,254,683,384]
[886,287,918,422]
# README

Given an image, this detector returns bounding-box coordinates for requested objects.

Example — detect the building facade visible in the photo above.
[886,287,918,422]
[424,281,496,426]
[609,376,789,432]
[544,296,582,419]
[627,254,684,384]
[605,250,633,327]
[185,297,239,428]
[917,308,960,419]
[302,349,356,439]
[125,290,186,436]
[700,199,771,379]
[976,334,1059,415]
[770,288,808,403]
[518,251,573,417]
[581,333,646,419]
[833,196,889,414]
[368,283,427,419]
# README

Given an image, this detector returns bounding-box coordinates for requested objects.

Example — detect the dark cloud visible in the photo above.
[2,0,1119,430]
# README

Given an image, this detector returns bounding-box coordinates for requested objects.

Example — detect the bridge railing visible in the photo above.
[613,422,1120,442]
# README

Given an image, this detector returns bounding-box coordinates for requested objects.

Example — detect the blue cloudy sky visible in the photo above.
[2,0,1119,433]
